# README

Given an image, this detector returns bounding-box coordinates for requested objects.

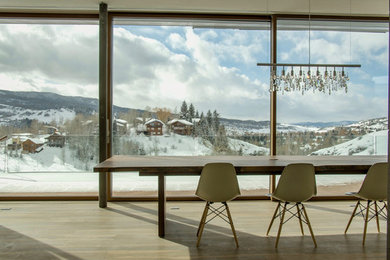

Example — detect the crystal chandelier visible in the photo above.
[257,63,361,95]
[258,0,361,95]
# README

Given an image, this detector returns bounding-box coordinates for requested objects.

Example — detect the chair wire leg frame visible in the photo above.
[266,201,317,248]
[196,201,239,247]
[344,200,387,245]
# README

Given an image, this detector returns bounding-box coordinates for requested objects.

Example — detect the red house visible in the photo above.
[167,119,193,135]
[145,119,164,136]
[22,138,44,154]
[45,132,65,147]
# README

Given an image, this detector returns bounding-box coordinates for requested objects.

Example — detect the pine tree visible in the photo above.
[180,101,188,119]
[206,110,212,127]
[214,125,230,153]
[195,110,199,118]
[198,112,208,138]
[212,110,220,131]
[188,103,195,121]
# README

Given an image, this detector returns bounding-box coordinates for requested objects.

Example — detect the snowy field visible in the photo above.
[0,131,386,193]
[0,171,367,193]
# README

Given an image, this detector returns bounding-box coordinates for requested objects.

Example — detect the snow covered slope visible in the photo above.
[311,130,387,156]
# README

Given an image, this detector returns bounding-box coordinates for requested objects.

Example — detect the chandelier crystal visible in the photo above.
[257,63,361,95]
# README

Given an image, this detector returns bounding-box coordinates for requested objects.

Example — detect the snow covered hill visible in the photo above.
[0,104,76,124]
[311,130,387,156]
[1,133,268,173]
[0,89,133,125]
[116,133,268,156]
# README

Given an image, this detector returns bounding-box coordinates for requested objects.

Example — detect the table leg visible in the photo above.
[99,172,107,208]
[158,174,166,237]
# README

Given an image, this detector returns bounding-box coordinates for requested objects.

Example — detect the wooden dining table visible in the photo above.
[93,155,387,237]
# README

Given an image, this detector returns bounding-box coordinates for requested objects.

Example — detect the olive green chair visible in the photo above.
[344,162,388,245]
[266,163,317,248]
[195,163,241,247]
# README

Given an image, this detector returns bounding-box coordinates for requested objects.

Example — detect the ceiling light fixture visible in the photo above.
[258,0,361,94]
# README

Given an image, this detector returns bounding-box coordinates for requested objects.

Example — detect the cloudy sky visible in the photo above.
[0,22,388,123]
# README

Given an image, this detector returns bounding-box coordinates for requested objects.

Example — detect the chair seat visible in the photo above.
[195,163,240,247]
[344,162,388,245]
[266,163,317,248]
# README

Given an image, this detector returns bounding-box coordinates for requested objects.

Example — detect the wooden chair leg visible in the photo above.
[301,203,317,248]
[196,202,209,247]
[374,201,380,233]
[266,201,280,236]
[362,201,371,246]
[275,202,287,248]
[296,203,304,235]
[345,201,360,234]
[197,202,209,237]
[224,202,239,248]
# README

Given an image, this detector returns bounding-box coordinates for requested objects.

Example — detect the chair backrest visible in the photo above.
[273,163,316,202]
[195,163,241,202]
[358,162,388,201]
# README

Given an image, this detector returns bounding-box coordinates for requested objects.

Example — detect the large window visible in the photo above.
[0,16,387,199]
[276,20,388,195]
[0,19,99,196]
[112,18,271,197]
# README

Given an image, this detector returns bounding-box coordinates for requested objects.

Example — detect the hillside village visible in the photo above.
[0,93,387,173]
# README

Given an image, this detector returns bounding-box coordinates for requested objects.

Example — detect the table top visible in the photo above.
[93,155,387,175]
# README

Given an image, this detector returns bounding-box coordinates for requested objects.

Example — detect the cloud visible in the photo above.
[278,82,387,123]
[279,30,388,66]
[0,23,387,123]
[0,24,98,88]
[112,27,270,120]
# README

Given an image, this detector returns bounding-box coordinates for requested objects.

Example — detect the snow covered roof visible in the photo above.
[82,120,94,126]
[12,133,32,137]
[167,119,193,126]
[44,125,58,130]
[145,119,165,126]
[45,132,65,138]
[24,138,45,145]
[115,119,128,124]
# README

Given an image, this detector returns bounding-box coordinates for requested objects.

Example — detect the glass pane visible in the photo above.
[277,20,388,196]
[112,19,270,197]
[0,21,99,196]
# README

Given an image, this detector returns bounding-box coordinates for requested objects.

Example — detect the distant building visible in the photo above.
[45,132,65,147]
[7,133,32,151]
[44,126,58,135]
[167,119,193,135]
[113,118,128,135]
[22,138,44,153]
[145,119,164,136]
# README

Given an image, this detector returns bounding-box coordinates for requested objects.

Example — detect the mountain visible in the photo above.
[294,120,357,128]
[0,90,387,135]
[220,118,270,134]
[0,90,140,125]
[221,118,321,134]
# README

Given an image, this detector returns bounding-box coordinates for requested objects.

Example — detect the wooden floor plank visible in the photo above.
[0,201,386,259]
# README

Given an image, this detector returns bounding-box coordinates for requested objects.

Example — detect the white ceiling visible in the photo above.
[0,0,388,17]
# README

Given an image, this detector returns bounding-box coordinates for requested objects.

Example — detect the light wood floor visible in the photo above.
[0,200,386,259]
